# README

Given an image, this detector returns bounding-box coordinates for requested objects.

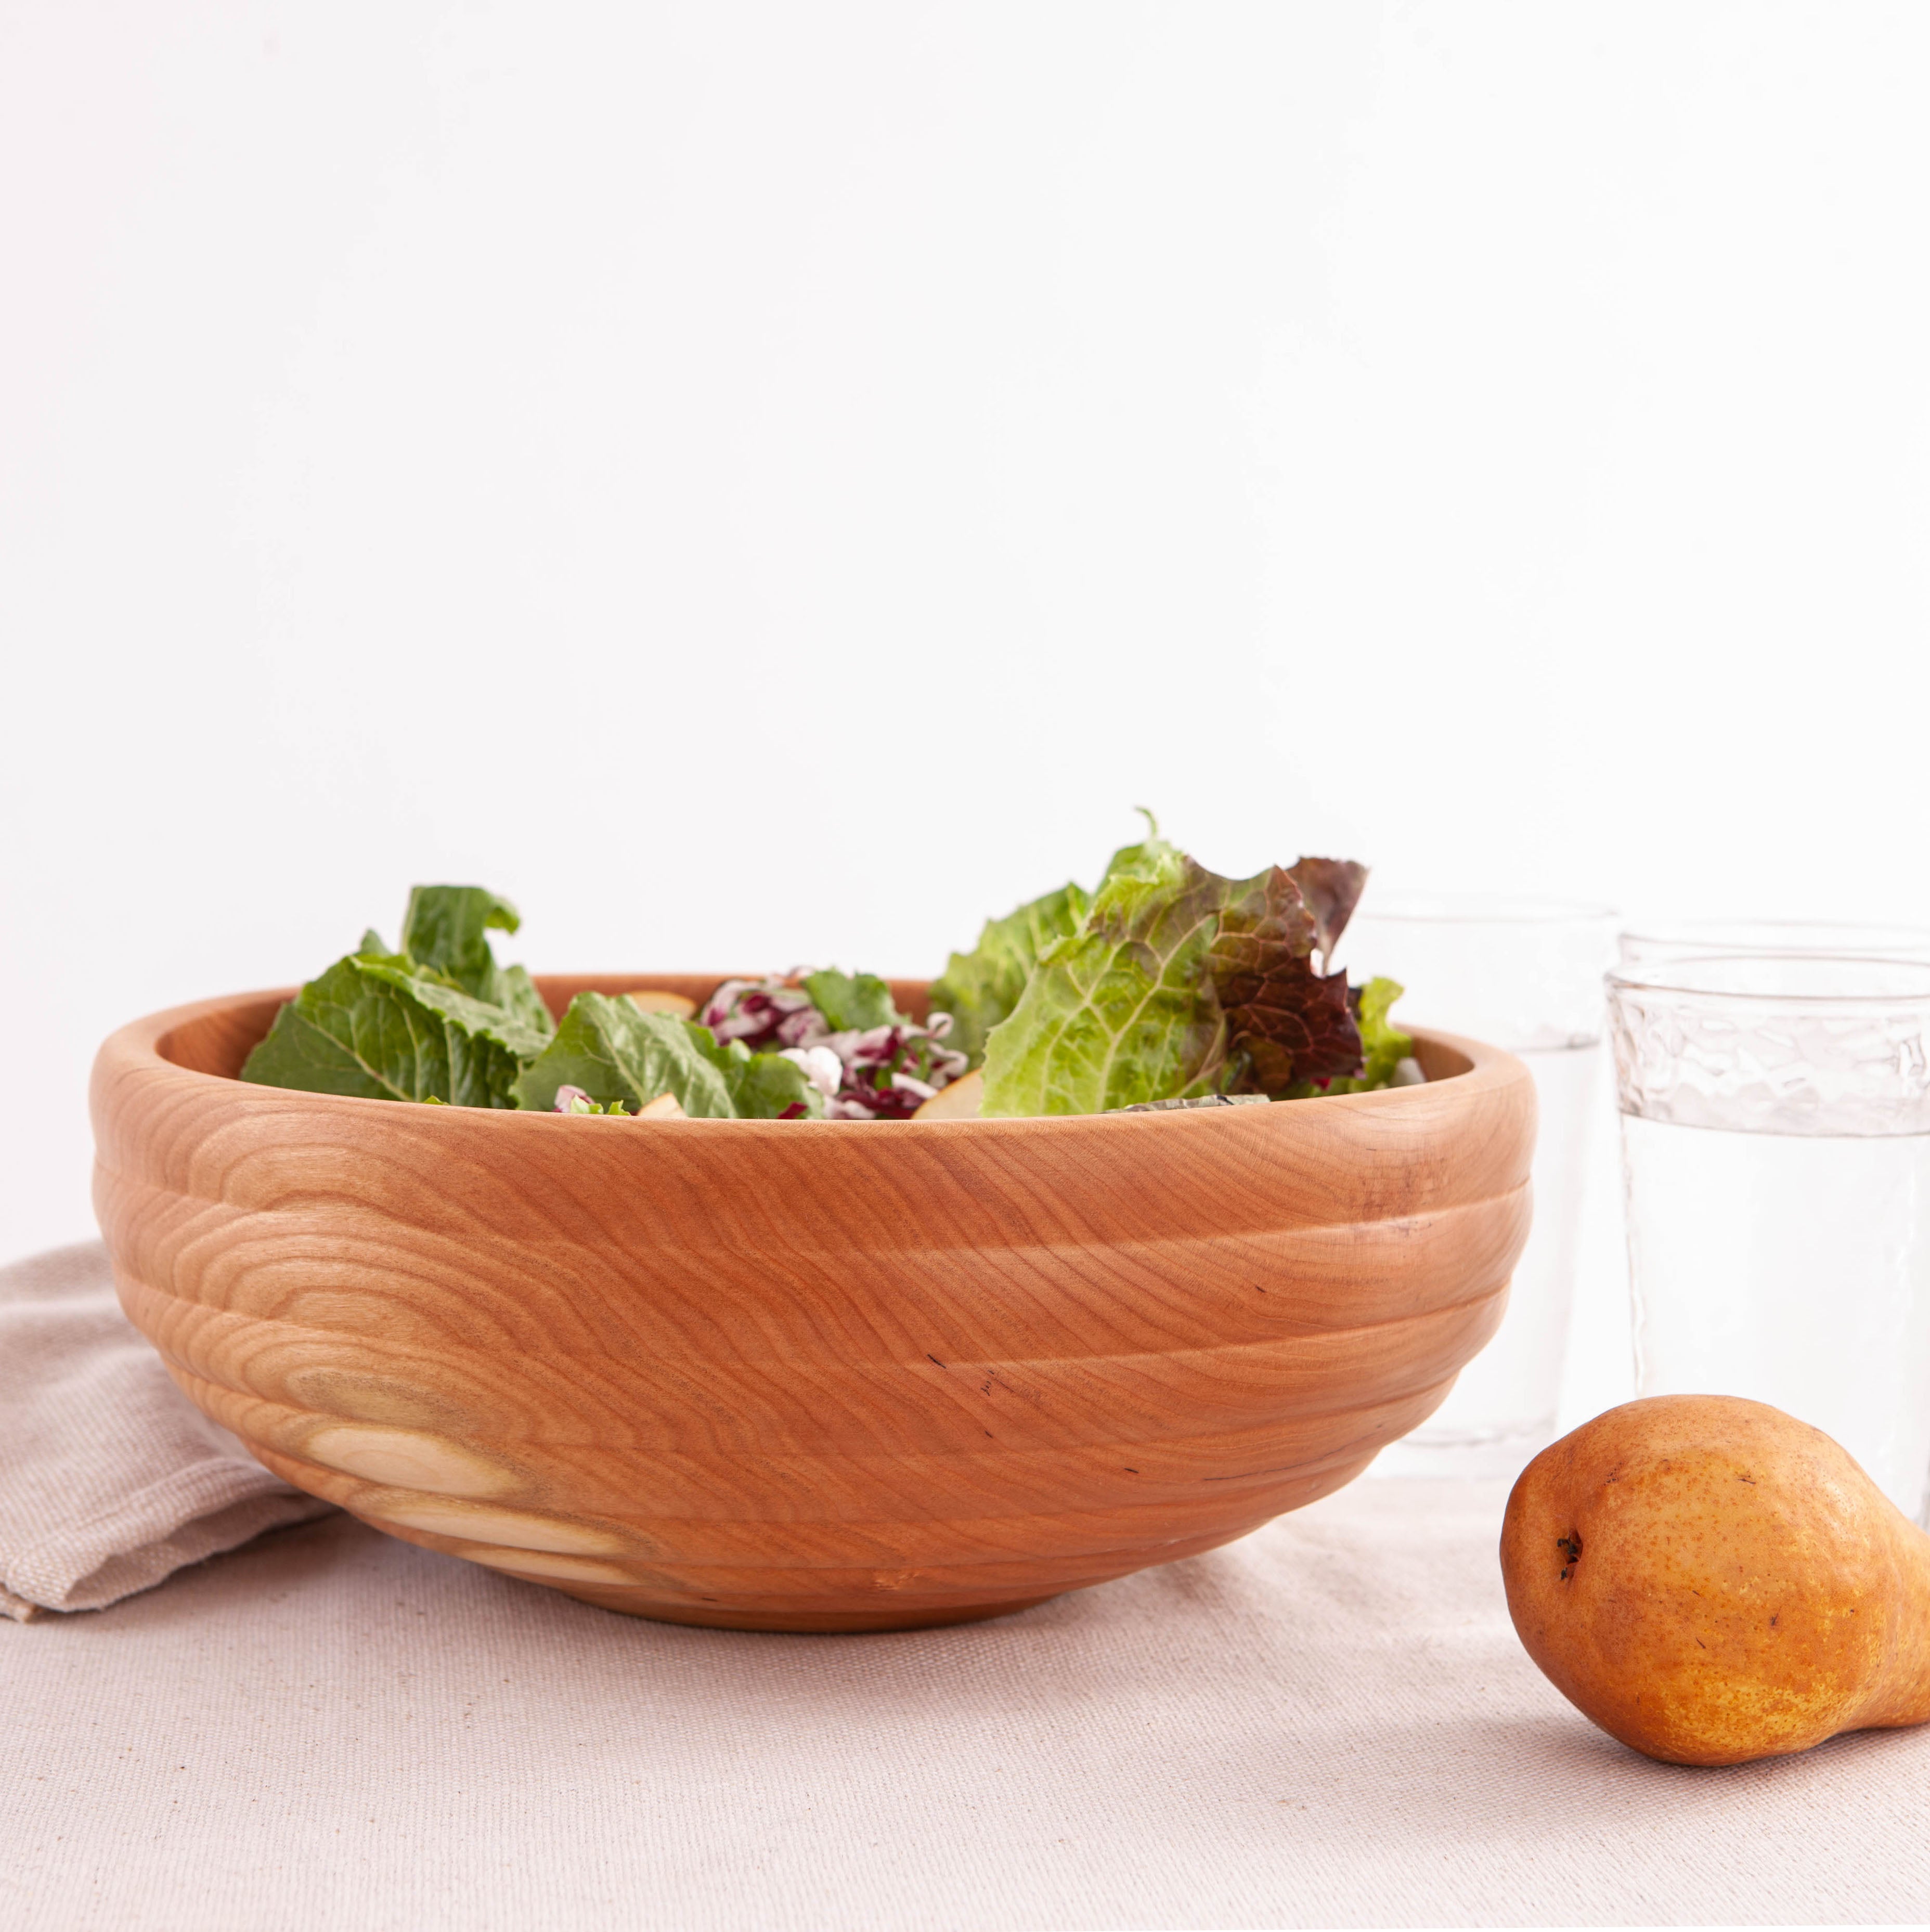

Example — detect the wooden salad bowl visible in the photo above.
[91,975,1535,1633]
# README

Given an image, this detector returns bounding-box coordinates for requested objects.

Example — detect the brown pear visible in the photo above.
[1501,1395,1930,1766]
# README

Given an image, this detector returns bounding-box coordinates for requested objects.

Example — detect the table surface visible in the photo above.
[6,1476,1928,1931]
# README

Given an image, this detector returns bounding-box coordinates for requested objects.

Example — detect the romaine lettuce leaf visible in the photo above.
[241,949,549,1107]
[800,968,899,1034]
[400,886,554,1039]
[510,994,824,1119]
[400,885,516,992]
[494,965,554,1039]
[979,842,1235,1116]
[928,882,1093,1068]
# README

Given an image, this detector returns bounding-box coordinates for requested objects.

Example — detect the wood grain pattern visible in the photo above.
[90,975,1536,1631]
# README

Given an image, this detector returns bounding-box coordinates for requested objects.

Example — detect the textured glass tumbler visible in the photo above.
[1608,954,1930,1523]
[1338,896,1620,1479]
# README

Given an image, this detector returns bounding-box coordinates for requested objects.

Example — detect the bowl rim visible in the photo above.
[96,975,1529,1138]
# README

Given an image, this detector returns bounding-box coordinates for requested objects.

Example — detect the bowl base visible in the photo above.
[553,1585,1059,1633]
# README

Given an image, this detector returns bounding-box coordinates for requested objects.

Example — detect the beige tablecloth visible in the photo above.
[7,1464,1930,1927]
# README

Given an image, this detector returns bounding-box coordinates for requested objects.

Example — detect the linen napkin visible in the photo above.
[0,1240,333,1620]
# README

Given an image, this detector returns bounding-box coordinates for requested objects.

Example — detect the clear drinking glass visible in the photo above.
[1607,953,1930,1523]
[1335,894,1621,1478]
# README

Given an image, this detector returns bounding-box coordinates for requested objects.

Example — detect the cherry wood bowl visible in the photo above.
[91,975,1535,1632]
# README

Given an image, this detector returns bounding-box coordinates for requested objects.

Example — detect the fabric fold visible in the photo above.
[0,1241,332,1620]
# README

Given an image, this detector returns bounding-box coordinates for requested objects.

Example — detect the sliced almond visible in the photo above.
[635,1091,687,1121]
[627,990,697,1018]
[910,1069,983,1121]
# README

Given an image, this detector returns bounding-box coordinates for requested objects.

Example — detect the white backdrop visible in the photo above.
[4,4,1926,1422]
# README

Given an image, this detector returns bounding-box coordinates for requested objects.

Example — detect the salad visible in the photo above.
[240,819,1415,1120]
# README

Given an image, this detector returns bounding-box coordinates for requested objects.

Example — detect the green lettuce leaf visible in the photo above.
[979,841,1236,1116]
[495,964,556,1039]
[241,950,550,1107]
[800,968,899,1034]
[1092,813,1180,891]
[928,882,1094,1068]
[976,819,1386,1113]
[510,995,824,1119]
[400,885,517,992]
[401,886,554,1039]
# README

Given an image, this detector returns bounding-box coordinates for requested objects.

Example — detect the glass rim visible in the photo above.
[1350,891,1618,927]
[1620,915,1930,948]
[1607,950,1930,1005]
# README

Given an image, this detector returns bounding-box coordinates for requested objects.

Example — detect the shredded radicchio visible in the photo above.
[701,979,824,1053]
[702,974,968,1120]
